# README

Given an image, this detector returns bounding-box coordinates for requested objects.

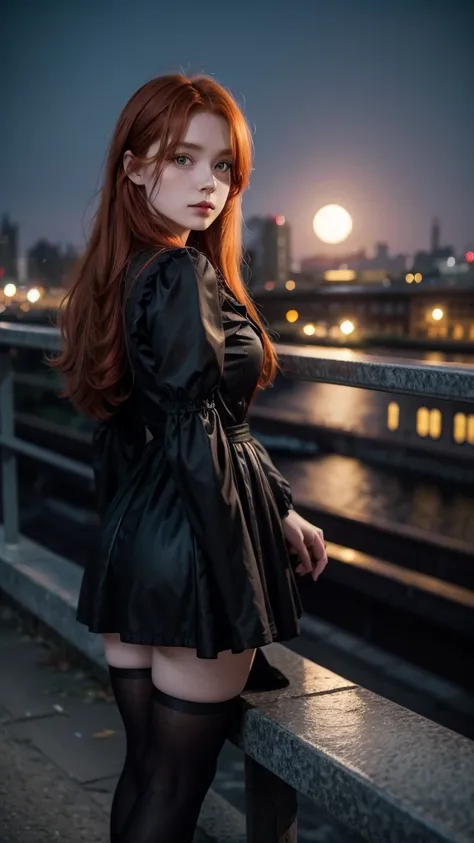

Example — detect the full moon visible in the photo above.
[313,204,353,244]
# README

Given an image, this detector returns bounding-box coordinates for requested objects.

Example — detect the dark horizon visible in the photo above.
[2,0,473,261]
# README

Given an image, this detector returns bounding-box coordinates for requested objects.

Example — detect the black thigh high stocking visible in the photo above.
[119,687,241,843]
[108,666,154,842]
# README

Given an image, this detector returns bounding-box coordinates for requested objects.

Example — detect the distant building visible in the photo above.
[301,243,407,281]
[374,241,389,264]
[253,274,474,346]
[412,218,455,274]
[0,214,19,280]
[243,215,292,289]
[27,240,78,286]
[430,216,440,254]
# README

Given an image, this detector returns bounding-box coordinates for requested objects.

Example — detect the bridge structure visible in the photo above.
[1,320,474,842]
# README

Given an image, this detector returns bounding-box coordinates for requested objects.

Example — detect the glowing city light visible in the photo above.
[340,319,355,335]
[285,309,299,323]
[431,308,444,321]
[405,273,414,283]
[4,283,17,297]
[414,273,423,283]
[264,281,275,290]
[324,269,356,282]
[285,280,296,290]
[26,288,42,303]
[466,251,474,263]
[313,205,353,244]
[275,215,286,226]
[303,323,316,336]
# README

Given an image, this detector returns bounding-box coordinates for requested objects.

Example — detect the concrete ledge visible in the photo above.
[0,528,106,669]
[2,527,474,843]
[238,691,474,843]
[277,343,474,402]
[3,323,474,402]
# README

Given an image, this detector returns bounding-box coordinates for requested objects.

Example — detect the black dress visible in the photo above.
[76,247,302,658]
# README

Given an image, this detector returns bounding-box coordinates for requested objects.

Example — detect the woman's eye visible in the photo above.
[174,155,192,166]
[215,161,232,172]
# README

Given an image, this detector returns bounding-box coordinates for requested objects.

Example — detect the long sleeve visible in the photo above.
[136,249,265,647]
[250,436,294,518]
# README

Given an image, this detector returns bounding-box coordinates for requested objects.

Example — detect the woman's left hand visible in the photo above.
[281,510,328,582]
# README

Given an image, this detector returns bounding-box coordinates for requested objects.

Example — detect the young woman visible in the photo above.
[51,73,328,843]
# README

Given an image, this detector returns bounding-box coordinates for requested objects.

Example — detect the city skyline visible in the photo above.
[2,209,465,270]
[2,1,473,260]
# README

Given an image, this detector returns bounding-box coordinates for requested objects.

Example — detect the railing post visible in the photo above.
[245,755,297,843]
[0,351,19,544]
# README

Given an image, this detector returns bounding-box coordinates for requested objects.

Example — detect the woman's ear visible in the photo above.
[123,150,143,185]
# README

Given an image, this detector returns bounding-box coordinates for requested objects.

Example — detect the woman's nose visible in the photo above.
[198,169,217,192]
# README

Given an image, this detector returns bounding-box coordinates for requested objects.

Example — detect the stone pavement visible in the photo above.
[0,604,111,842]
[0,711,109,843]
[0,601,361,843]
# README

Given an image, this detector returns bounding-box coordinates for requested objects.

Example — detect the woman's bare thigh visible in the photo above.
[101,636,255,701]
[102,633,153,668]
[152,647,256,703]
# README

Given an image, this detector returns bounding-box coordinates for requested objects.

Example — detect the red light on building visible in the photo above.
[466,251,474,263]
[275,215,286,226]
[0,268,4,279]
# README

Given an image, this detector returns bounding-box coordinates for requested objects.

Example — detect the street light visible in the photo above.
[27,288,41,303]
[340,319,355,335]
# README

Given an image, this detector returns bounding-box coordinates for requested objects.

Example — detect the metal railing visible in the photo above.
[2,320,474,547]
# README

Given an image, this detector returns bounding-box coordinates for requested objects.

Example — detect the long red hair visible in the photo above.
[48,73,278,420]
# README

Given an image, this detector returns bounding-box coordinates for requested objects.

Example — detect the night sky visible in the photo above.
[2,0,473,261]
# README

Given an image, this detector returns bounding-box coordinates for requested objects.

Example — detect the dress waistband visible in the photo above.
[225,422,251,444]
[145,421,251,444]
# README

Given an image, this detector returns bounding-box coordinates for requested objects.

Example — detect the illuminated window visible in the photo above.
[453,324,464,340]
[468,415,474,445]
[387,401,399,431]
[469,325,474,340]
[417,407,442,439]
[453,413,467,444]
[324,270,356,282]
[417,407,430,438]
[453,413,474,445]
[429,408,442,439]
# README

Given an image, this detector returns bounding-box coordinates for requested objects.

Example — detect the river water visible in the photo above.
[253,357,474,545]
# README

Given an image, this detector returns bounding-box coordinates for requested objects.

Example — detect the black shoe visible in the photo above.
[243,647,290,692]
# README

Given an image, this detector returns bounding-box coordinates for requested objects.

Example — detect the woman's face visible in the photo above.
[124,111,234,243]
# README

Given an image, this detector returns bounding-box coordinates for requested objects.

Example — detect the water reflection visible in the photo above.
[275,453,474,544]
[257,377,388,436]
